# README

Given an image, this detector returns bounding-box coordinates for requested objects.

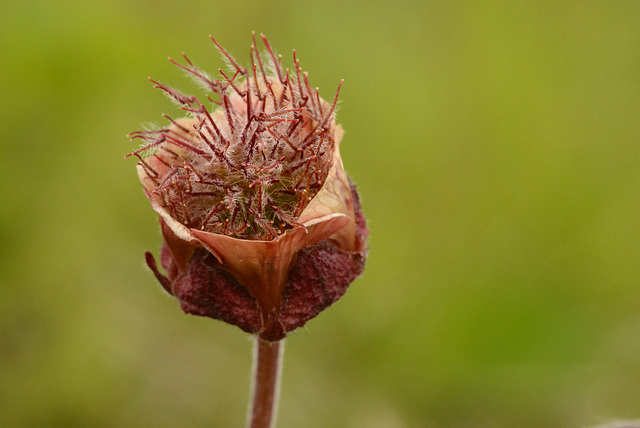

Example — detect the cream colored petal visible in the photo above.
[135,121,203,245]
[190,214,349,318]
[136,164,198,244]
[159,217,198,276]
[297,126,358,251]
[154,203,197,244]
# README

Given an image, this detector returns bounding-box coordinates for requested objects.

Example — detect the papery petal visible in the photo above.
[159,217,197,276]
[145,181,368,341]
[298,126,359,252]
[190,214,349,338]
[136,175,198,246]
[135,118,203,246]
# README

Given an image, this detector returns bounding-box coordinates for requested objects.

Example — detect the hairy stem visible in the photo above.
[247,337,284,428]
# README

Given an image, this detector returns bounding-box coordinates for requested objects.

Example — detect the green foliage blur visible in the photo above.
[2,1,640,427]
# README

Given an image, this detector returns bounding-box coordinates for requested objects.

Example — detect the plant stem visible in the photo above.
[247,337,284,428]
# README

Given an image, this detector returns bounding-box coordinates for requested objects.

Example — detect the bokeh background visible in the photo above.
[2,1,640,427]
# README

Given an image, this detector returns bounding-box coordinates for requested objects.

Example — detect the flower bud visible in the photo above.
[128,34,367,341]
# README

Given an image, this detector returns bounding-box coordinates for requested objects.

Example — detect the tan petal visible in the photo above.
[136,163,198,245]
[190,214,349,322]
[297,125,358,252]
[159,217,197,276]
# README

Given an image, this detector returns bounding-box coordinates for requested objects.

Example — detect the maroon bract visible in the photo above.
[129,34,367,341]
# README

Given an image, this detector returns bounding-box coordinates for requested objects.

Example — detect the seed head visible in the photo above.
[128,34,367,340]
[129,34,342,241]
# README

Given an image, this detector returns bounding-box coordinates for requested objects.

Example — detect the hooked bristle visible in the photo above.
[128,35,343,240]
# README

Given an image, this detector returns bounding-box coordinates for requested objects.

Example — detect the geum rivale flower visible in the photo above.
[127,34,367,341]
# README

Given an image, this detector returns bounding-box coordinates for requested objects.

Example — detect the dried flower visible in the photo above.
[128,34,367,341]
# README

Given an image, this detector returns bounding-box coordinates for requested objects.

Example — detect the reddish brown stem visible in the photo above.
[247,338,284,428]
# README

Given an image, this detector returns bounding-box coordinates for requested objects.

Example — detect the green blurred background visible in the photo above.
[2,1,640,427]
